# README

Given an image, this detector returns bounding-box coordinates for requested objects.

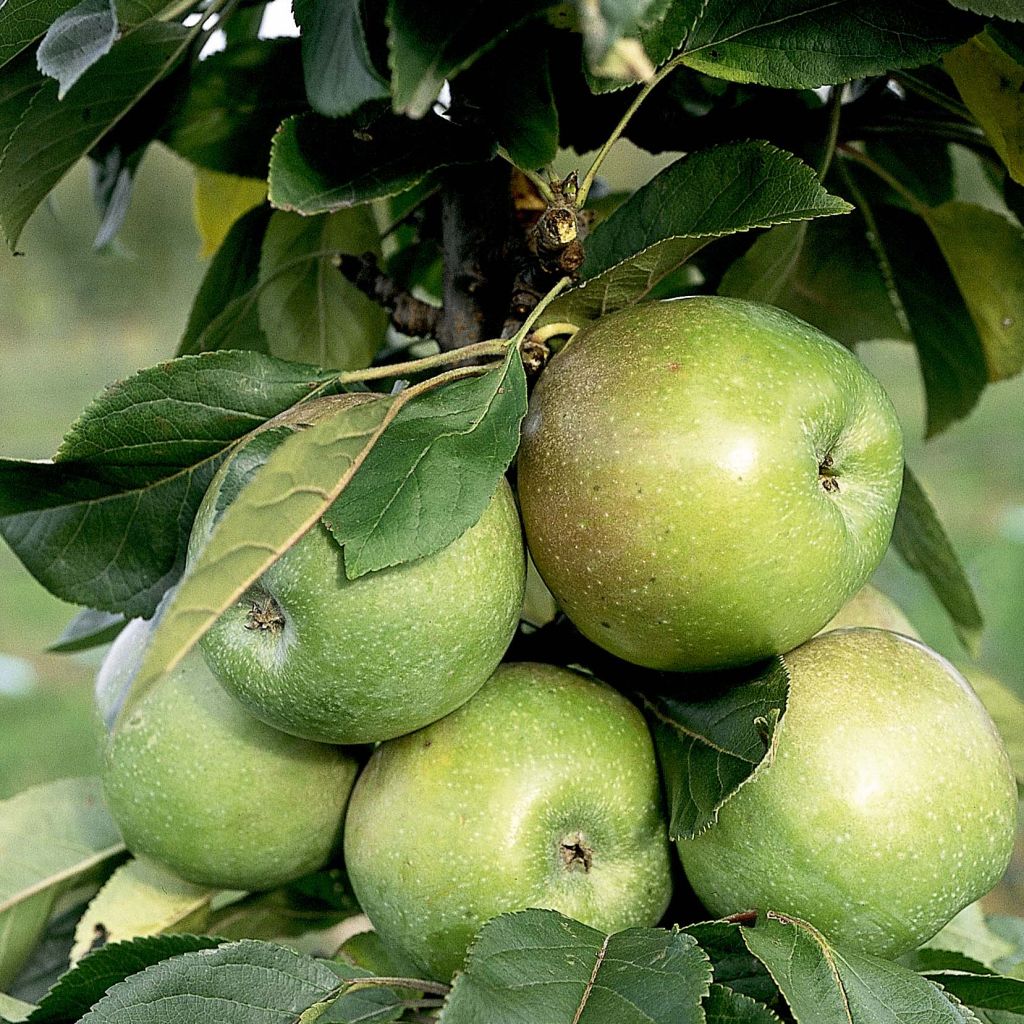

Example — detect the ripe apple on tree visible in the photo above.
[344,662,673,981]
[518,296,905,673]
[101,645,358,891]
[188,395,526,745]
[675,627,1018,957]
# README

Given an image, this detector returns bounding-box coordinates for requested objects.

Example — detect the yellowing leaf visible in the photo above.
[193,169,268,258]
[946,34,1024,185]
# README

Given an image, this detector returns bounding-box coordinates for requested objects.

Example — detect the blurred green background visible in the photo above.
[1,143,1022,857]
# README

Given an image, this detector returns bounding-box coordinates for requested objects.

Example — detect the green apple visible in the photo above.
[517,297,904,672]
[344,662,673,980]
[817,583,918,638]
[102,649,357,890]
[188,396,526,744]
[676,628,1017,957]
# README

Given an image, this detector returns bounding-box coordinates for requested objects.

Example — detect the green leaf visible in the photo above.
[923,202,1024,382]
[294,0,388,118]
[681,922,778,1005]
[643,657,789,840]
[178,204,272,356]
[546,142,849,328]
[704,984,782,1024]
[441,909,711,1024]
[0,22,190,250]
[49,609,127,653]
[947,33,1024,186]
[720,216,906,347]
[268,111,494,216]
[314,962,406,1024]
[866,138,956,208]
[744,913,976,1024]
[0,779,125,986]
[927,973,1024,1015]
[68,860,216,965]
[951,0,1023,17]
[27,934,222,1023]
[386,0,549,118]
[160,40,308,179]
[0,895,52,992]
[891,466,983,652]
[76,939,346,1023]
[35,0,116,98]
[124,396,394,718]
[327,348,526,578]
[574,0,660,81]
[0,992,34,1021]
[0,0,75,69]
[842,173,988,436]
[0,351,337,617]
[919,905,1018,973]
[257,208,386,370]
[680,1,979,89]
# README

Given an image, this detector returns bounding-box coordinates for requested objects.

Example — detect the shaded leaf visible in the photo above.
[682,921,778,1004]
[160,40,307,179]
[575,0,659,81]
[891,466,983,652]
[0,351,336,617]
[123,396,394,718]
[35,0,116,98]
[69,860,215,965]
[866,138,956,208]
[643,657,789,840]
[919,906,1018,973]
[951,0,1023,16]
[744,913,975,1023]
[268,110,494,215]
[441,909,711,1024]
[0,895,53,992]
[705,983,782,1023]
[179,204,272,356]
[0,0,77,68]
[927,973,1024,1015]
[842,172,988,436]
[680,1,979,89]
[946,33,1024,185]
[0,23,190,250]
[294,0,388,118]
[386,0,549,118]
[49,609,126,653]
[327,348,527,577]
[28,935,221,1023]
[257,208,386,370]
[924,201,1024,382]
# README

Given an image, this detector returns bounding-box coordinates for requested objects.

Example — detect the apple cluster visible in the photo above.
[99,297,1017,982]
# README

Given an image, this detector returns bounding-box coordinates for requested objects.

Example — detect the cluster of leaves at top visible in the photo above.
[4,0,1024,1021]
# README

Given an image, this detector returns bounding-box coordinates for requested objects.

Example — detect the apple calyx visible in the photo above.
[245,592,285,633]
[818,452,841,494]
[560,832,593,872]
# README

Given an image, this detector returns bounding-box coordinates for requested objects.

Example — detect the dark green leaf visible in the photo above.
[903,950,995,975]
[256,208,386,369]
[7,900,91,1007]
[705,984,782,1024]
[294,0,388,118]
[317,962,405,1024]
[1,0,76,68]
[842,171,988,436]
[386,0,549,118]
[744,914,976,1024]
[924,201,1024,382]
[682,922,778,1005]
[76,940,345,1023]
[35,0,116,98]
[160,40,307,178]
[0,22,190,250]
[680,1,979,89]
[643,657,789,840]
[584,142,851,280]
[48,609,126,653]
[719,217,906,346]
[867,138,955,207]
[460,30,558,170]
[268,110,494,215]
[0,352,337,616]
[441,909,711,1024]
[891,465,983,652]
[28,935,222,1023]
[0,895,53,993]
[178,204,272,356]
[327,347,527,577]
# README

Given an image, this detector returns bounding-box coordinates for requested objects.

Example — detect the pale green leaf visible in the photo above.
[705,984,782,1023]
[35,0,116,98]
